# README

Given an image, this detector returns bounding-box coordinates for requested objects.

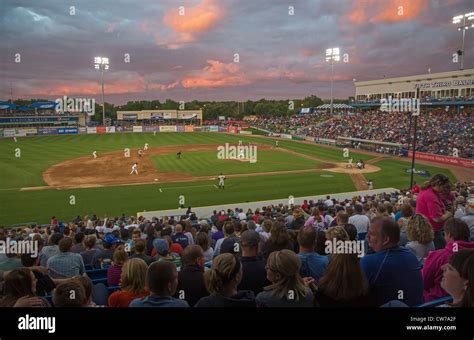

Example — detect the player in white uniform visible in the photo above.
[218,173,226,189]
[92,151,97,159]
[144,143,149,151]
[275,140,279,148]
[130,162,138,175]
[13,136,17,143]
[138,149,143,157]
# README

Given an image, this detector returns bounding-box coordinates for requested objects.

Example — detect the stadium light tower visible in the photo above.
[452,12,474,70]
[325,47,340,115]
[94,56,109,124]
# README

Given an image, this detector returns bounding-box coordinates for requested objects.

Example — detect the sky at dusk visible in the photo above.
[0,0,473,105]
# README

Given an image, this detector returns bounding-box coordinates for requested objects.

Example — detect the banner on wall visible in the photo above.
[218,126,227,132]
[87,127,97,134]
[15,129,27,137]
[178,112,198,119]
[408,151,474,169]
[3,129,16,137]
[185,125,194,132]
[227,126,237,134]
[96,126,106,134]
[143,126,158,132]
[193,126,203,132]
[239,130,252,135]
[176,125,185,132]
[38,128,59,135]
[24,128,38,135]
[57,127,78,134]
[160,126,177,132]
[79,127,87,133]
[106,126,116,133]
[132,126,143,133]
[280,134,292,139]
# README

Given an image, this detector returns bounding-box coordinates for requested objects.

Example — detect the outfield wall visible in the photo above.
[137,188,398,220]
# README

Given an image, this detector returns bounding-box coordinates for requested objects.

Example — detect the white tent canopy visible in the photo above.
[316,103,353,109]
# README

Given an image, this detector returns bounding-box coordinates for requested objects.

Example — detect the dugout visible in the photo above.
[116,110,202,126]
[337,136,403,155]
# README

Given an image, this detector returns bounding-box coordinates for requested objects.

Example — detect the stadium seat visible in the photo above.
[107,285,121,294]
[86,268,108,280]
[84,264,93,271]
[91,277,108,286]
[357,232,367,241]
[416,296,452,308]
[44,295,53,306]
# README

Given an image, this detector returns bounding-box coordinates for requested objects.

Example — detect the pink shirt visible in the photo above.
[416,187,445,232]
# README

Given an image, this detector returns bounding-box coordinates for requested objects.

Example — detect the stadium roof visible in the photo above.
[316,104,353,109]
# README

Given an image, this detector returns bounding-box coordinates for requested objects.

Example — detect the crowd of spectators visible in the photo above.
[250,110,473,158]
[0,178,473,308]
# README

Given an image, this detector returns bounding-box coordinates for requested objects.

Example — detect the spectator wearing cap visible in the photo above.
[416,174,454,249]
[39,233,64,267]
[349,205,370,234]
[172,224,189,249]
[238,230,270,294]
[130,239,154,265]
[80,235,99,266]
[256,249,313,307]
[195,253,256,307]
[130,261,189,307]
[91,233,120,269]
[174,245,208,306]
[297,227,328,281]
[109,258,150,307]
[214,221,238,257]
[107,245,128,286]
[361,217,423,306]
[422,218,474,302]
[153,238,182,269]
[220,237,241,256]
[47,237,85,279]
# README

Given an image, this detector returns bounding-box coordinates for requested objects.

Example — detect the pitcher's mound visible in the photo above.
[323,163,381,174]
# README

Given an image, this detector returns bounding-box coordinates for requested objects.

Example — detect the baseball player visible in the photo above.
[275,140,279,148]
[177,151,182,159]
[92,151,97,159]
[144,143,149,151]
[130,162,138,175]
[138,149,143,157]
[13,136,17,143]
[218,173,226,189]
[367,180,373,190]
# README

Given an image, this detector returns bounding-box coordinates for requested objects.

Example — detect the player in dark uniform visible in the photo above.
[177,151,182,159]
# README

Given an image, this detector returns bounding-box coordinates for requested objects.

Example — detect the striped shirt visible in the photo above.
[47,252,85,279]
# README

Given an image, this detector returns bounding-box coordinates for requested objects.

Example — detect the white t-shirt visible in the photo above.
[324,199,334,207]
[237,212,247,220]
[348,214,370,234]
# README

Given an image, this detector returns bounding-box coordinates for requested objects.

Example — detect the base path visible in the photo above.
[34,142,382,190]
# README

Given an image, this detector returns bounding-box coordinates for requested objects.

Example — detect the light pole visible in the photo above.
[94,56,109,124]
[452,12,474,70]
[326,47,340,115]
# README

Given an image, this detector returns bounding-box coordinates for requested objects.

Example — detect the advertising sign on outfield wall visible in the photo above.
[57,127,78,134]
[185,125,194,132]
[159,126,177,132]
[15,129,27,137]
[143,126,158,132]
[106,126,116,133]
[239,130,252,135]
[227,126,237,134]
[132,126,143,133]
[4,129,17,137]
[96,126,106,134]
[176,125,185,132]
[209,126,218,132]
[193,126,203,132]
[87,127,97,134]
[38,128,58,135]
[79,127,87,133]
[24,128,38,135]
[218,126,227,132]
[280,134,293,139]
[408,151,474,169]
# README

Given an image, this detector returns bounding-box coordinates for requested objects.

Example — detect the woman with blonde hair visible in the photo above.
[107,245,129,286]
[406,214,435,263]
[108,258,149,307]
[195,253,256,307]
[256,249,313,307]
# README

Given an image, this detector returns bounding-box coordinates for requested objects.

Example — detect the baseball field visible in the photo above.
[0,132,457,226]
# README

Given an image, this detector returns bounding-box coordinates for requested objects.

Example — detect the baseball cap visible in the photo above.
[104,233,120,245]
[240,230,260,247]
[220,237,240,255]
[153,238,169,255]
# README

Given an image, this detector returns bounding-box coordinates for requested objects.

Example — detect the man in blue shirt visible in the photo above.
[297,227,328,281]
[361,217,423,306]
[130,261,189,307]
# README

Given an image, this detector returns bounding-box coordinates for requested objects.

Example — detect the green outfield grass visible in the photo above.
[0,132,456,226]
[150,150,319,176]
